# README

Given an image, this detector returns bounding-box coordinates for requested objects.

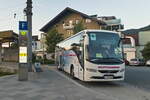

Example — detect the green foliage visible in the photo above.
[11,42,18,48]
[32,53,55,64]
[142,42,150,60]
[43,59,55,64]
[73,21,85,34]
[0,72,15,77]
[36,56,43,63]
[45,28,63,53]
[0,68,16,77]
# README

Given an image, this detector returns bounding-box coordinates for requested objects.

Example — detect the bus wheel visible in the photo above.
[70,66,74,78]
[57,66,61,71]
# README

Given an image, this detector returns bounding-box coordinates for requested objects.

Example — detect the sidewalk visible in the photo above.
[0,65,115,100]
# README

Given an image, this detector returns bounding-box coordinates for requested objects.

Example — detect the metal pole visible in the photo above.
[0,43,2,64]
[42,33,45,64]
[26,0,33,72]
[18,21,28,81]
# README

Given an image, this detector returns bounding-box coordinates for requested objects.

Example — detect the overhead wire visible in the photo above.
[0,2,26,22]
[0,0,45,34]
[0,2,25,10]
[0,2,25,32]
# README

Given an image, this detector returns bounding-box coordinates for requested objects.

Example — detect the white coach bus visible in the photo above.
[55,30,125,81]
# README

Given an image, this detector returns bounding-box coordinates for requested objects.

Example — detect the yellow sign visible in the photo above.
[19,53,27,57]
[19,47,27,63]
[96,53,102,58]
[20,30,27,36]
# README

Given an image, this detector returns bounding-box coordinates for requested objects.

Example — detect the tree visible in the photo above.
[141,42,150,60]
[45,28,63,53]
[10,41,19,49]
[73,21,85,34]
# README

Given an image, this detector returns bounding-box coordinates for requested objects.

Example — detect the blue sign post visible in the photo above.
[18,21,28,81]
[19,21,28,30]
[19,21,28,36]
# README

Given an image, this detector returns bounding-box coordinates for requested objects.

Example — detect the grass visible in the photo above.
[0,72,16,77]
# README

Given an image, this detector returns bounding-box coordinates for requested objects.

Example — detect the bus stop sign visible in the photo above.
[19,21,28,30]
[18,21,28,81]
[19,21,28,63]
[19,21,28,36]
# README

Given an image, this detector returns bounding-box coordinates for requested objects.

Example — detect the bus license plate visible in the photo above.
[104,76,113,79]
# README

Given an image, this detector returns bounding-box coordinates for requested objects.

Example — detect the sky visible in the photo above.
[0,0,150,37]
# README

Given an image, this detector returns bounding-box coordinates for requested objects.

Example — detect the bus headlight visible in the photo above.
[86,68,97,72]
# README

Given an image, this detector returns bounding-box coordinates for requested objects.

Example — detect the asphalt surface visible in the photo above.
[59,65,150,100]
[125,66,150,92]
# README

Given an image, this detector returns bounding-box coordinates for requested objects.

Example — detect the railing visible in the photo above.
[63,24,74,29]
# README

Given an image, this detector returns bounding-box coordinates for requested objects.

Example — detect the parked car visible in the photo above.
[129,58,145,66]
[146,60,150,66]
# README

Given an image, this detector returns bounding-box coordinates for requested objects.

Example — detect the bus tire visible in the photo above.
[70,65,74,78]
[57,66,61,71]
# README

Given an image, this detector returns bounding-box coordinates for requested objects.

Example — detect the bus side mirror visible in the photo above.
[121,37,128,44]
[118,38,127,46]
[120,37,127,40]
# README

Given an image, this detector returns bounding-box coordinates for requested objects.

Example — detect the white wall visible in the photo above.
[123,36,136,61]
[32,41,42,52]
[124,48,136,61]
[139,31,150,46]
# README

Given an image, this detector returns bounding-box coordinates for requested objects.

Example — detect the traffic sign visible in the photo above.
[19,21,28,46]
[19,47,27,63]
[18,21,28,81]
[20,30,28,36]
[19,21,28,30]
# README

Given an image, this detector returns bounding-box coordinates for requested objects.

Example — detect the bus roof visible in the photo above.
[57,29,119,45]
[83,29,119,34]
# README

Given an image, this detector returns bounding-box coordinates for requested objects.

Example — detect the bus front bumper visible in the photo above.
[84,71,124,82]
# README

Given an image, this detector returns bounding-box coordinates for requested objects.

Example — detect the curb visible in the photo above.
[52,68,119,100]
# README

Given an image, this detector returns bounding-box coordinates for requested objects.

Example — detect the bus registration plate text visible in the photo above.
[104,76,113,79]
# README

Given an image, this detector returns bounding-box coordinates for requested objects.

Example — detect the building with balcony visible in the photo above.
[40,7,106,39]
[98,16,124,32]
[122,25,150,60]
[0,30,18,62]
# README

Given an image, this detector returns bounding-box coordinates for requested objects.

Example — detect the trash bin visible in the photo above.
[34,62,43,72]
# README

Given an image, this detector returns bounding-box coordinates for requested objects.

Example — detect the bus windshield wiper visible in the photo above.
[89,57,123,63]
[102,57,123,62]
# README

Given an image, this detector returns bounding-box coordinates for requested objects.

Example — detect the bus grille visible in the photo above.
[98,70,119,73]
[91,76,122,79]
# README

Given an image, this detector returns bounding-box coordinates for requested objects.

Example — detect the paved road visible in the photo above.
[58,65,150,100]
[125,66,150,92]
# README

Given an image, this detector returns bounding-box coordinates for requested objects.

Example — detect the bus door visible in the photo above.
[78,36,84,80]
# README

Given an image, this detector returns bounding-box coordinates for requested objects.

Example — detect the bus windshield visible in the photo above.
[87,32,123,64]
